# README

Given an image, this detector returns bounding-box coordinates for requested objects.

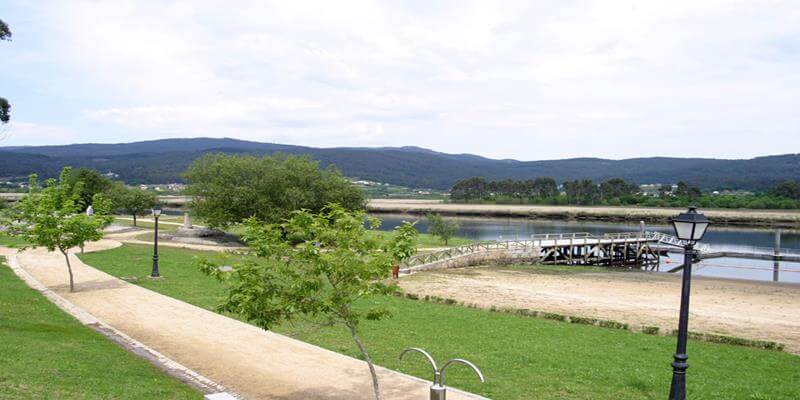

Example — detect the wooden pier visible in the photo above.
[401,229,800,275]
[529,232,661,267]
[401,231,664,272]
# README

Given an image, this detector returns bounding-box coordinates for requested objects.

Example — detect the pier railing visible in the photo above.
[401,231,654,268]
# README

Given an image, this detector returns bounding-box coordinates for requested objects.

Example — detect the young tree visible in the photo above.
[201,205,417,400]
[185,153,365,228]
[5,168,113,291]
[1,18,11,125]
[426,212,459,245]
[105,183,157,226]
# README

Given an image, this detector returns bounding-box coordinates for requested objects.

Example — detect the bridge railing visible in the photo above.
[401,232,658,268]
[701,244,800,256]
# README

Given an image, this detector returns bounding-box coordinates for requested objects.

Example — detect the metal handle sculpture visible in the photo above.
[399,347,485,400]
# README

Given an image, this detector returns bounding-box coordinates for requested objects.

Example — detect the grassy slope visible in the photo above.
[78,244,800,400]
[0,257,202,400]
[0,233,29,247]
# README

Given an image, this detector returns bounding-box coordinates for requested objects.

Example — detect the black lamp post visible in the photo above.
[668,206,710,400]
[150,205,162,278]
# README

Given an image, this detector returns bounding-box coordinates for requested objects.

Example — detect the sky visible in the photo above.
[1,0,799,160]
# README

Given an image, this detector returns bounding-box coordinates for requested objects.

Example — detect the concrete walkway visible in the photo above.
[2,241,486,400]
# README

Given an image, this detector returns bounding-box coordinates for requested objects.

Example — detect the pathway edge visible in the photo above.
[3,253,242,399]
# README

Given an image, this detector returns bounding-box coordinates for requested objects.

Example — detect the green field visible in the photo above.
[0,257,202,400]
[78,244,800,400]
[0,233,28,247]
[112,216,180,232]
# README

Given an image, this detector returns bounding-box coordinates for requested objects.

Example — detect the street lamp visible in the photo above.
[150,205,162,278]
[667,206,710,400]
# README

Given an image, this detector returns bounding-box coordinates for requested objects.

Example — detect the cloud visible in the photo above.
[4,0,800,159]
[0,121,76,145]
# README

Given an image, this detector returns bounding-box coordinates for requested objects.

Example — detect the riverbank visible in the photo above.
[367,199,800,228]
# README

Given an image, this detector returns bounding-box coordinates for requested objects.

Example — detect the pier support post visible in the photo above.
[774,229,781,258]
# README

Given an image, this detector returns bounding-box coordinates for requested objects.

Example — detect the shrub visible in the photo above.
[641,326,660,335]
[598,320,629,330]
[541,312,567,322]
[569,316,599,325]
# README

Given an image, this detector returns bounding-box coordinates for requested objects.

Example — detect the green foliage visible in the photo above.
[426,212,459,245]
[1,19,10,124]
[451,176,800,210]
[0,18,10,41]
[569,316,600,325]
[105,182,156,226]
[0,97,9,124]
[81,245,800,400]
[66,168,113,210]
[184,153,365,228]
[642,326,661,335]
[3,167,113,291]
[598,320,629,330]
[770,180,800,200]
[200,205,416,400]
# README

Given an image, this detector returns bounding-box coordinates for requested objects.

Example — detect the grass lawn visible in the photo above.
[78,244,800,400]
[113,217,180,232]
[0,257,202,400]
[0,233,29,247]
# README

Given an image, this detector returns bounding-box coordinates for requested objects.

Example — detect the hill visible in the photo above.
[1,138,798,190]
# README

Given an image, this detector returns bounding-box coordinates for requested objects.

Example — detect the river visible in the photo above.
[374,213,800,284]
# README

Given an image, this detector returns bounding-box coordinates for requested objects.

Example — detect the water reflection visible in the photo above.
[374,213,800,284]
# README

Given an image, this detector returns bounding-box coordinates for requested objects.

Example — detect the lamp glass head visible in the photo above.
[670,206,710,243]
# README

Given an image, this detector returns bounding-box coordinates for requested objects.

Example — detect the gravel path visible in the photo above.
[2,241,485,400]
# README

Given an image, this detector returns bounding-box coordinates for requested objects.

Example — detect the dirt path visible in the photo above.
[3,242,484,400]
[399,266,800,353]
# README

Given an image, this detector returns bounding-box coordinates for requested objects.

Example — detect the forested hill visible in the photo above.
[1,138,798,190]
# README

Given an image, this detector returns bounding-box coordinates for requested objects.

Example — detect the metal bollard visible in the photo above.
[399,347,485,400]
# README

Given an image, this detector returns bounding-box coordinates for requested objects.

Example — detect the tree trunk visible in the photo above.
[61,249,75,292]
[348,323,381,400]
[133,214,137,227]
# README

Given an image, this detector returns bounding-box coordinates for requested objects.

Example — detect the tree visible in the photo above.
[675,181,689,197]
[1,18,11,125]
[67,168,113,210]
[449,177,489,201]
[770,180,800,200]
[4,168,113,292]
[0,97,9,125]
[532,177,558,198]
[200,205,417,400]
[0,19,10,41]
[688,186,702,201]
[185,153,365,228]
[426,212,459,245]
[105,183,156,226]
[599,178,637,200]
[658,183,673,197]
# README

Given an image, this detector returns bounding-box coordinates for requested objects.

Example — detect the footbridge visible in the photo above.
[401,231,667,274]
[401,230,800,275]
